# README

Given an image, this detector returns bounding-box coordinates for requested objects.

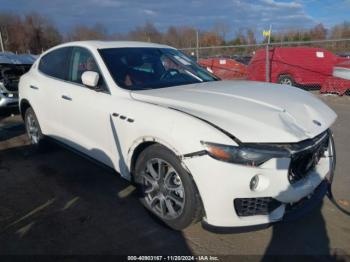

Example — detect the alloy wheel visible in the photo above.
[26,113,40,144]
[140,158,185,220]
[280,78,293,85]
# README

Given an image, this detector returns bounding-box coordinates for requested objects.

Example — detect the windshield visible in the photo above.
[98,47,219,90]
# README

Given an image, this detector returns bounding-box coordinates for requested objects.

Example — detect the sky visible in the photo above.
[0,0,349,36]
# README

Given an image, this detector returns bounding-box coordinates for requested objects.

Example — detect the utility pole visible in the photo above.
[196,30,199,61]
[265,25,272,82]
[0,30,4,52]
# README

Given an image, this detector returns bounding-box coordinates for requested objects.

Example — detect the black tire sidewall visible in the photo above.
[134,144,202,230]
[24,107,44,147]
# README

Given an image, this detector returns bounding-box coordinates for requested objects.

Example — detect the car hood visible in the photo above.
[130,80,337,143]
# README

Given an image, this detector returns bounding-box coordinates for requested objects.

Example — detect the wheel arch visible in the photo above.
[128,136,186,180]
[277,72,293,79]
[19,99,32,120]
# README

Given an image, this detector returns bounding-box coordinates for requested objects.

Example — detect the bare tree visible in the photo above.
[0,12,62,54]
[0,13,28,52]
[310,23,327,40]
[67,23,108,41]
[128,22,162,43]
[1,10,350,55]
[212,22,230,41]
[330,21,350,39]
[246,29,256,45]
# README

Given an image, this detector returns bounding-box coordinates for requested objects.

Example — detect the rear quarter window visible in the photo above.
[38,47,71,80]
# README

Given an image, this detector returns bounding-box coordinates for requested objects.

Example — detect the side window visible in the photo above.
[68,47,106,89]
[38,47,70,79]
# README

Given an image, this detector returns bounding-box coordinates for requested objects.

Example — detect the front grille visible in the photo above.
[234,197,281,216]
[288,131,329,184]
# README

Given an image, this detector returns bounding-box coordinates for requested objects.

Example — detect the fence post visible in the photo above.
[196,30,199,61]
[265,43,269,82]
[265,25,272,82]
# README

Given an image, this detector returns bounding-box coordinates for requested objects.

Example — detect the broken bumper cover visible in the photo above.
[202,179,329,233]
[182,134,336,231]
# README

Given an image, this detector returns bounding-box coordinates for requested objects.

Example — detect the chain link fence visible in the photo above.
[181,39,350,96]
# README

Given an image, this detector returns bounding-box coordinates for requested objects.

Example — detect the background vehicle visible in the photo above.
[247,47,349,88]
[321,61,350,95]
[232,55,252,65]
[198,57,247,80]
[337,52,350,59]
[0,52,36,112]
[19,41,337,231]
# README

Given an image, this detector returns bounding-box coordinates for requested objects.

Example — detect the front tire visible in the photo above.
[24,107,45,149]
[134,144,203,230]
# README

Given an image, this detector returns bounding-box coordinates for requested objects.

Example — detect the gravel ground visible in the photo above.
[0,93,349,260]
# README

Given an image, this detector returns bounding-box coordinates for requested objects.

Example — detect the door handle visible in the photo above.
[61,95,72,101]
[30,85,39,90]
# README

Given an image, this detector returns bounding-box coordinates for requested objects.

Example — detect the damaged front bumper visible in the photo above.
[182,131,336,232]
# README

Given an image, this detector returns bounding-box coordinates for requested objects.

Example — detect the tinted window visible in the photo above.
[68,47,106,89]
[38,47,70,79]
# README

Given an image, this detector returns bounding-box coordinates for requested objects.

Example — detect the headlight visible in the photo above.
[201,141,290,166]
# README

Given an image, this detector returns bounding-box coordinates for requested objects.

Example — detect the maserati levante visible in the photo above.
[19,41,336,231]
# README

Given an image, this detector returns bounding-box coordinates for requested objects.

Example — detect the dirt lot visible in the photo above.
[0,94,349,259]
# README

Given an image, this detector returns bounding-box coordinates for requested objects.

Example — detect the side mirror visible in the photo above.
[81,71,100,88]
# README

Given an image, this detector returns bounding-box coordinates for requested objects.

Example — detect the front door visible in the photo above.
[57,47,117,168]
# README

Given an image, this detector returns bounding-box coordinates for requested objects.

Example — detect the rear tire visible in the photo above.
[24,107,46,150]
[134,144,203,230]
[278,75,295,86]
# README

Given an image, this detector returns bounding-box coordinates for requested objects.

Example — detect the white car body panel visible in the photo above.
[19,41,337,229]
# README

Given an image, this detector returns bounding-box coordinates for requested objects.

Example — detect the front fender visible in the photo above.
[112,99,237,179]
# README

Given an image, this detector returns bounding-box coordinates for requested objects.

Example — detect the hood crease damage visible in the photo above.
[131,80,337,143]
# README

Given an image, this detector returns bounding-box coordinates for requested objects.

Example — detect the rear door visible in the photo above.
[34,47,72,136]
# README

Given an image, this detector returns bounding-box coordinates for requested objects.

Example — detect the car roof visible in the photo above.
[55,41,174,50]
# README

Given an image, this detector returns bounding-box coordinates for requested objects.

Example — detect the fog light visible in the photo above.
[250,175,259,191]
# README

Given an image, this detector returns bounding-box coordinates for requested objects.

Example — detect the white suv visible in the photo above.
[19,41,337,231]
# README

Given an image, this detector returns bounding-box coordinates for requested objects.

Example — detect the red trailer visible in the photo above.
[198,57,247,80]
[247,47,348,88]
